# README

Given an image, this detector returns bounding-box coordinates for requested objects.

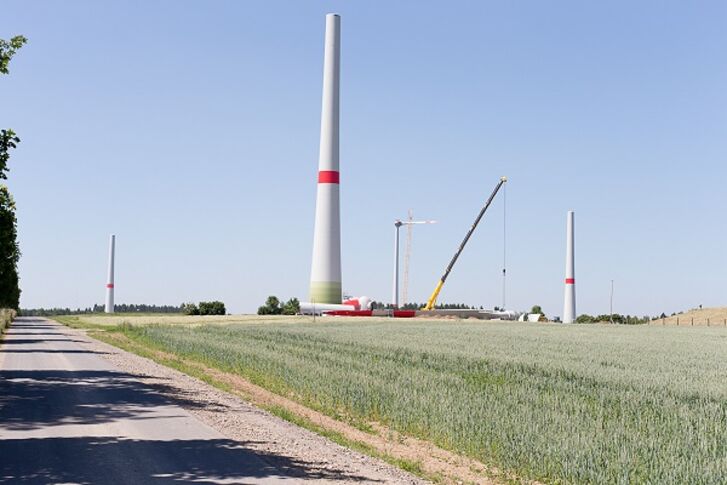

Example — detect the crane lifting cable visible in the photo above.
[423,176,508,311]
[502,180,507,310]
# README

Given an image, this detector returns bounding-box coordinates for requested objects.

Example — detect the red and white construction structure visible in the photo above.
[563,211,576,323]
[309,13,343,305]
[105,234,115,314]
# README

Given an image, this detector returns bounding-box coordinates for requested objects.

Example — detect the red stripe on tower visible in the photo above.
[318,170,340,184]
[565,278,575,284]
[106,283,114,288]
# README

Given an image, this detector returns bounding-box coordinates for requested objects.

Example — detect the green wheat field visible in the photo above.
[113,318,726,484]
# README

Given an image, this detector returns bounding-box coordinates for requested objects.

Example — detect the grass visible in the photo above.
[57,313,307,327]
[62,316,727,484]
[0,309,15,334]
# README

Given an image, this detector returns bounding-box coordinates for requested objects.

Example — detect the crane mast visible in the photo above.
[423,176,507,311]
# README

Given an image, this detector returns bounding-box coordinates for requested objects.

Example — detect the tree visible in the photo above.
[0,36,26,75]
[199,300,226,315]
[258,296,282,315]
[0,35,26,310]
[0,129,20,180]
[181,302,200,315]
[281,298,300,315]
[0,187,20,309]
[531,305,543,315]
[575,314,594,324]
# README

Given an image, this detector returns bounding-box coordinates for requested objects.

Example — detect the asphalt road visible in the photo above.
[0,317,317,484]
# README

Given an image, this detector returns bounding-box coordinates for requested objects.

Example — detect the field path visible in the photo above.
[0,317,422,484]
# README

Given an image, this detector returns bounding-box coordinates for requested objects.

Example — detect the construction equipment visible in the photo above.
[423,176,508,311]
[393,215,436,308]
[402,210,414,305]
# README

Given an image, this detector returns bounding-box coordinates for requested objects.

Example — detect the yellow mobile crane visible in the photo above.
[423,176,507,311]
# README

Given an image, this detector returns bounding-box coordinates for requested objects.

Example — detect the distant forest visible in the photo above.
[21,303,184,316]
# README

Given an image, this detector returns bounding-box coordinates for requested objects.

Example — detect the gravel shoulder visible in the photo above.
[64,322,427,484]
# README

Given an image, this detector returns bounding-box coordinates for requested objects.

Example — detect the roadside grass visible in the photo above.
[52,315,119,331]
[0,309,16,335]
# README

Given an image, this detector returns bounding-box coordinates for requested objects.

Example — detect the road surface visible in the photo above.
[0,317,406,484]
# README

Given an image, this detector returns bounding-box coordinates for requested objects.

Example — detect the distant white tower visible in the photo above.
[105,234,115,313]
[309,13,342,304]
[563,211,576,323]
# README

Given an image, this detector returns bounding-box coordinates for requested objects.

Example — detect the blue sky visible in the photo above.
[3,1,726,316]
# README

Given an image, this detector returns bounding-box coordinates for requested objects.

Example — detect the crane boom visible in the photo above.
[423,176,507,311]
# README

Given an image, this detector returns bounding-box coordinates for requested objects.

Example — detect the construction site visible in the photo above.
[302,15,574,322]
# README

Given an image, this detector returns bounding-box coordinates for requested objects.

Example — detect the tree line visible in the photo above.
[181,301,226,315]
[575,314,651,325]
[21,303,185,316]
[371,301,479,310]
[0,35,26,310]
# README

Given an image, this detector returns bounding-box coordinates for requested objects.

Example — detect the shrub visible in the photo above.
[0,308,16,333]
[281,298,300,315]
[258,296,282,315]
[198,301,226,315]
[181,302,199,315]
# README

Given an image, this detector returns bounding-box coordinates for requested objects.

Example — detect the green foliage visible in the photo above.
[0,187,20,309]
[122,320,727,484]
[0,308,16,333]
[281,298,300,315]
[181,301,225,315]
[0,35,26,310]
[530,305,543,315]
[372,301,475,310]
[181,302,199,315]
[198,300,226,315]
[22,304,184,316]
[575,314,650,325]
[0,35,26,75]
[258,295,282,315]
[0,129,20,180]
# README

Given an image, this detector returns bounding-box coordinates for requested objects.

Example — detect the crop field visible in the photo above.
[113,318,725,484]
[56,313,299,327]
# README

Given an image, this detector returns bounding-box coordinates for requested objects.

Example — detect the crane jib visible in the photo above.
[439,179,506,284]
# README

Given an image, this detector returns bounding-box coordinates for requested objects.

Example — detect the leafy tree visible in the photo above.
[0,35,26,310]
[531,305,543,315]
[199,300,226,315]
[258,296,282,315]
[281,298,300,315]
[181,302,199,315]
[0,187,20,309]
[0,129,20,180]
[0,36,26,75]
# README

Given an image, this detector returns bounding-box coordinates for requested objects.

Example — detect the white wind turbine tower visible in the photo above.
[393,212,436,308]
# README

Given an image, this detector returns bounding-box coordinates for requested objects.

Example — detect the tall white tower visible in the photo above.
[563,211,576,323]
[309,13,342,304]
[105,234,115,314]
